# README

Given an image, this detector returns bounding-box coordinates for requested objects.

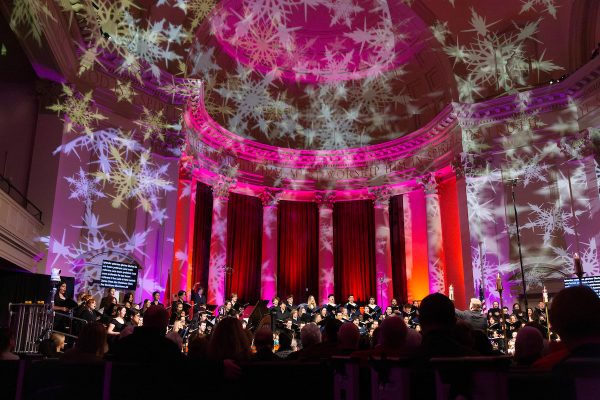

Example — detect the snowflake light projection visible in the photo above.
[521,202,580,246]
[9,0,55,45]
[520,0,558,19]
[48,86,107,136]
[94,147,175,212]
[439,8,561,102]
[65,168,106,205]
[134,107,173,143]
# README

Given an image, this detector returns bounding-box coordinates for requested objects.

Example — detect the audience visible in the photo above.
[208,317,250,363]
[0,327,18,360]
[61,322,107,363]
[514,326,544,366]
[251,327,278,361]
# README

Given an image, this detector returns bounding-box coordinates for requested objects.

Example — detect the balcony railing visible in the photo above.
[0,174,42,222]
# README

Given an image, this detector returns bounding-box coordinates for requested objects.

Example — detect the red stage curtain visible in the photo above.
[192,182,213,290]
[389,195,408,303]
[333,200,376,303]
[277,201,319,303]
[226,192,263,303]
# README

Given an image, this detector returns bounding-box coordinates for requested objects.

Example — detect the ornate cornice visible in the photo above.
[417,172,439,195]
[258,188,282,207]
[211,175,236,199]
[314,191,336,208]
[368,186,392,208]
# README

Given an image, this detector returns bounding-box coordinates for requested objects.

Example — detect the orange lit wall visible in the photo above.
[404,189,430,301]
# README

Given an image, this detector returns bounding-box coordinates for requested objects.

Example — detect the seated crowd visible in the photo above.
[1,284,599,398]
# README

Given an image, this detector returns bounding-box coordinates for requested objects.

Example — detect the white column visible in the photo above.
[420,173,447,294]
[316,191,335,305]
[259,188,280,301]
[207,176,234,305]
[369,187,393,307]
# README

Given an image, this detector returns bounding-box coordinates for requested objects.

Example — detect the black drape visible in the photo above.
[226,192,263,303]
[333,200,376,303]
[277,201,319,303]
[389,195,408,303]
[192,182,213,290]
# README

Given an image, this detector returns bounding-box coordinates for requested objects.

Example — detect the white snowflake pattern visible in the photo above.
[521,202,581,245]
[65,168,106,204]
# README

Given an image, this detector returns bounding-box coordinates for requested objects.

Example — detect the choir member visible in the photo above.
[151,291,163,307]
[100,287,116,311]
[276,301,291,321]
[364,297,381,321]
[324,294,338,317]
[285,294,295,310]
[344,295,359,318]
[306,295,318,316]
[390,298,400,313]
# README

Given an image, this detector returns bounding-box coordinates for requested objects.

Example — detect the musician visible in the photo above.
[170,303,184,325]
[487,301,501,319]
[269,297,280,313]
[191,284,207,310]
[100,287,116,311]
[221,300,236,317]
[324,294,338,317]
[172,290,191,314]
[364,297,381,321]
[306,295,318,316]
[198,320,209,336]
[276,301,291,321]
[390,298,400,313]
[353,317,367,335]
[151,291,163,307]
[230,293,241,312]
[383,306,394,319]
[285,294,295,310]
[344,295,359,318]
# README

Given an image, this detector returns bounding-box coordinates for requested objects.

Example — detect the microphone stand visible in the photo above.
[510,179,529,311]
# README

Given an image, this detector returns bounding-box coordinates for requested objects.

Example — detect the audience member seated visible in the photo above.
[352,316,410,363]
[208,317,250,363]
[275,331,294,359]
[336,322,360,356]
[61,322,107,363]
[417,293,479,360]
[40,332,65,358]
[112,305,182,363]
[294,319,341,361]
[187,334,209,360]
[287,323,321,361]
[514,326,544,367]
[533,285,600,371]
[0,327,18,360]
[251,327,278,361]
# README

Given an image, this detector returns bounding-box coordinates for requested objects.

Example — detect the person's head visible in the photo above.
[320,307,327,316]
[86,298,96,310]
[300,323,321,348]
[50,332,65,352]
[328,294,335,303]
[199,321,207,332]
[111,297,117,304]
[109,288,116,297]
[208,317,250,362]
[142,299,150,309]
[371,320,379,329]
[314,314,322,323]
[489,316,496,324]
[492,301,499,309]
[353,318,360,327]
[514,326,544,365]
[469,298,482,312]
[527,307,533,316]
[152,291,160,301]
[177,290,186,300]
[59,282,67,294]
[272,297,279,307]
[143,305,170,330]
[538,301,545,309]
[348,295,355,303]
[115,305,127,318]
[509,314,517,323]
[125,292,134,303]
[379,316,407,348]
[285,319,292,329]
[307,295,315,305]
[323,318,343,343]
[292,309,298,317]
[166,331,183,351]
[253,327,274,352]
[419,293,456,333]
[278,330,293,350]
[279,301,287,310]
[130,309,141,326]
[231,293,238,302]
[124,301,131,309]
[403,304,412,312]
[0,328,14,353]
[76,322,108,356]
[385,306,393,315]
[188,335,209,359]
[369,297,375,305]
[339,322,360,350]
[176,303,183,312]
[550,285,600,346]
[502,306,509,314]
[299,307,306,315]
[286,294,293,303]
[403,316,410,324]
[513,303,521,311]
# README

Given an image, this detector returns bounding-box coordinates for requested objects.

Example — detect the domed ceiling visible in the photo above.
[187,0,455,149]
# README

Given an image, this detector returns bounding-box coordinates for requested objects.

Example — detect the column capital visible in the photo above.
[418,172,439,195]
[179,156,194,180]
[314,191,336,208]
[368,186,392,208]
[211,175,236,199]
[258,187,282,207]
[451,155,466,178]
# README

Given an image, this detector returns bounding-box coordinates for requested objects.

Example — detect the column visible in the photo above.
[170,165,194,303]
[259,188,281,301]
[316,191,336,305]
[207,176,235,305]
[419,173,447,294]
[369,187,394,307]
